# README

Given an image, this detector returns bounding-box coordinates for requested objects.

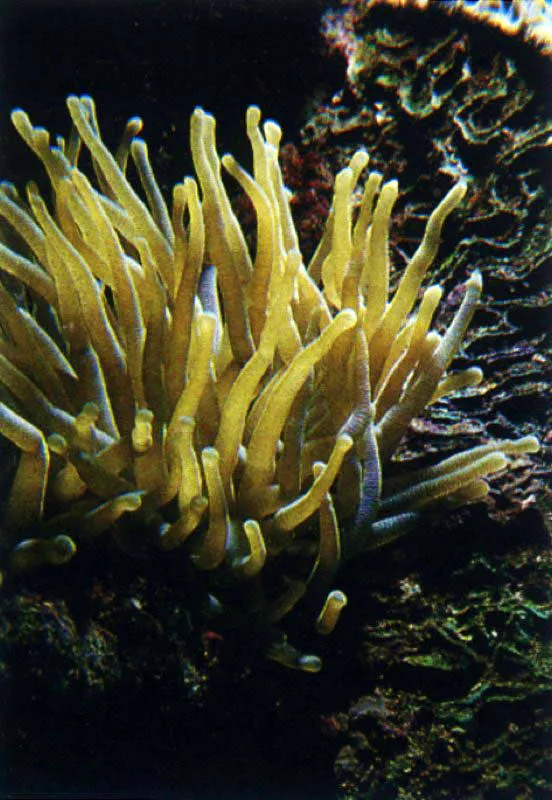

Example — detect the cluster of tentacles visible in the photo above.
[0,97,538,669]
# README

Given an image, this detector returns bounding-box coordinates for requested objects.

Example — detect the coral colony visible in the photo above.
[0,97,539,669]
[363,0,552,55]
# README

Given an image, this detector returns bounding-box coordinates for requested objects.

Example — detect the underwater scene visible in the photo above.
[0,0,550,798]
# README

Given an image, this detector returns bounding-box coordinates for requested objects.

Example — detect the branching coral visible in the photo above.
[0,97,539,670]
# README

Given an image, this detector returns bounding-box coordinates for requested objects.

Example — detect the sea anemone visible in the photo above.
[0,97,539,670]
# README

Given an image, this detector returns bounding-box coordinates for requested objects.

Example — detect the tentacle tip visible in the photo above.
[466,270,483,291]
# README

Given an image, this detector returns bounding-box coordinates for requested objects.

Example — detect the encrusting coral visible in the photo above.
[362,0,552,55]
[0,96,539,670]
